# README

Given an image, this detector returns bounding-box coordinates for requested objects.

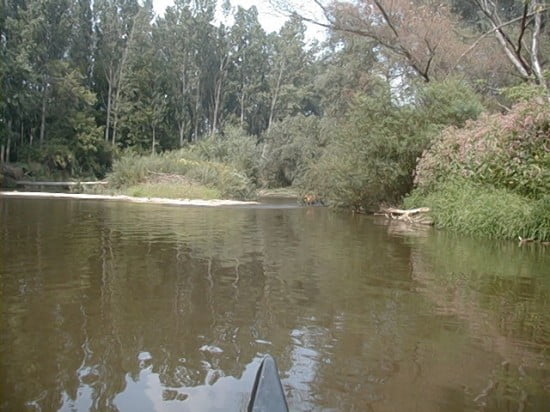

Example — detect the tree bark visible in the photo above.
[212,56,227,135]
[472,0,531,79]
[179,123,185,148]
[531,0,547,89]
[193,77,201,142]
[151,124,156,155]
[39,85,47,145]
[105,67,113,142]
[240,89,245,128]
[268,60,285,130]
[110,14,136,146]
[6,134,11,162]
[179,66,187,147]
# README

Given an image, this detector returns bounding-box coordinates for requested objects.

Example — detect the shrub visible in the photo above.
[302,93,431,210]
[260,115,324,188]
[414,100,550,199]
[417,78,485,128]
[188,127,261,183]
[300,80,484,210]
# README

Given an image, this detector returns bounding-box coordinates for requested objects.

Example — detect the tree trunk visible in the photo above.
[473,0,531,79]
[112,108,119,146]
[212,56,227,135]
[179,67,186,147]
[193,78,201,141]
[39,86,47,145]
[0,144,4,164]
[493,26,530,79]
[105,69,113,142]
[151,125,156,155]
[530,0,547,89]
[6,134,11,162]
[111,15,136,146]
[240,89,245,128]
[268,60,285,130]
[179,123,185,148]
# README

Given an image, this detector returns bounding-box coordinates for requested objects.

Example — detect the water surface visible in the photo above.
[1,198,549,411]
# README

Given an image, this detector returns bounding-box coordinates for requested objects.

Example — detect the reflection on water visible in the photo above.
[1,198,549,411]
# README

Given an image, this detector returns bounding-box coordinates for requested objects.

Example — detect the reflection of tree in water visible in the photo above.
[401,227,550,411]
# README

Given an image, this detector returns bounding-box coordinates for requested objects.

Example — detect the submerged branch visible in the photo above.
[378,207,433,225]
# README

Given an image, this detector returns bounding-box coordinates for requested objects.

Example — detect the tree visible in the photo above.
[68,0,94,80]
[93,0,140,145]
[274,0,470,82]
[267,15,317,129]
[228,6,270,135]
[458,0,549,90]
[156,1,197,146]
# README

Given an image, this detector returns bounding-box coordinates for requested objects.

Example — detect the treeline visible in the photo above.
[1,0,318,175]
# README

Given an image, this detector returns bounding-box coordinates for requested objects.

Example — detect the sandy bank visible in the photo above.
[0,191,259,207]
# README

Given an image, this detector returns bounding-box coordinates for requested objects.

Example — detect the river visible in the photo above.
[1,197,549,411]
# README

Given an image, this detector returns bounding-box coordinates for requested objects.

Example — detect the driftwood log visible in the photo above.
[377,207,434,225]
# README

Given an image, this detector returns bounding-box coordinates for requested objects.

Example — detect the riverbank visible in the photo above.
[0,191,259,207]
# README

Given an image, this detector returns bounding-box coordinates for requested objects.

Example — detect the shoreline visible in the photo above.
[0,191,259,207]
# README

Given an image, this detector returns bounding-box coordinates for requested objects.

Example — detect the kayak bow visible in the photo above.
[248,355,289,412]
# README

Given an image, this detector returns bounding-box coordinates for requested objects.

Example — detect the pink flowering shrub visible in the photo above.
[414,100,550,199]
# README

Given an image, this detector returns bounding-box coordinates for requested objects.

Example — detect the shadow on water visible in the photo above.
[1,198,549,411]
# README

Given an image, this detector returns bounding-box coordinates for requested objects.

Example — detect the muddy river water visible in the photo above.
[1,197,549,411]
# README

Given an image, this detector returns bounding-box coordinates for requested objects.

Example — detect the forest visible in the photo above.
[1,0,549,240]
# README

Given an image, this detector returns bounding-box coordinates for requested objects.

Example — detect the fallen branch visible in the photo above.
[379,207,433,225]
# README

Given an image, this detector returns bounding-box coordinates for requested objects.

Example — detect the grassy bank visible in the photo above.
[405,180,549,241]
[121,182,221,200]
[103,149,256,201]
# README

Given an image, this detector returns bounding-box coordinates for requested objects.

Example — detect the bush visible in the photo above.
[260,115,324,188]
[302,93,431,210]
[123,182,221,200]
[417,78,484,128]
[414,100,550,199]
[300,80,484,210]
[188,127,261,183]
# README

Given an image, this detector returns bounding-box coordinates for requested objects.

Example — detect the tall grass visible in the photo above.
[405,179,549,241]
[107,150,256,200]
[123,182,221,200]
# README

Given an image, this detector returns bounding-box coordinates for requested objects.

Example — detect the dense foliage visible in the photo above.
[407,99,550,240]
[414,100,550,199]
[302,80,484,210]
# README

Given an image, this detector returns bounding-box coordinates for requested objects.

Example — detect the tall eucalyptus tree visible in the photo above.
[93,0,140,145]
[229,6,270,135]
